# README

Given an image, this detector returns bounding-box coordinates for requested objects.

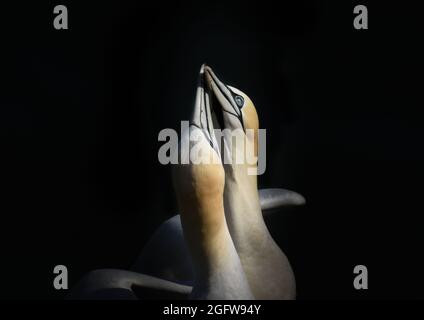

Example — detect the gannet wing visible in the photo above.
[259,188,305,213]
[67,269,191,300]
[131,215,193,285]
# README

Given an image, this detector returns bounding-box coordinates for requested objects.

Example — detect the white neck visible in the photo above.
[223,164,296,300]
[224,166,271,248]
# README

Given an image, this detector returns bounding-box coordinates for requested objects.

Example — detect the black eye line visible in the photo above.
[222,109,245,131]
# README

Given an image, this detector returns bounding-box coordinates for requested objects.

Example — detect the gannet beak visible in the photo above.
[190,64,220,155]
[204,65,242,120]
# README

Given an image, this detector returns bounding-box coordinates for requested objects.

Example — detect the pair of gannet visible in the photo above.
[68,65,304,300]
[171,65,297,299]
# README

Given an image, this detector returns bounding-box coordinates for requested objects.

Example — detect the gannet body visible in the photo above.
[132,188,304,285]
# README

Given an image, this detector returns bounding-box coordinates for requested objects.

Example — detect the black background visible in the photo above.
[1,0,423,299]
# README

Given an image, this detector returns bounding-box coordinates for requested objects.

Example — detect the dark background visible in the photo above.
[1,0,423,299]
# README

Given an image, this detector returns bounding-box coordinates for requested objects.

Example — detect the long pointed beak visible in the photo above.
[191,64,219,154]
[204,65,242,118]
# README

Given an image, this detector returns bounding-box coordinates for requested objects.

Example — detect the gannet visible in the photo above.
[133,66,304,295]
[203,65,296,299]
[172,65,253,299]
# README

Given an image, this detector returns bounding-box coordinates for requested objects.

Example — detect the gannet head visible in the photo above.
[203,65,259,177]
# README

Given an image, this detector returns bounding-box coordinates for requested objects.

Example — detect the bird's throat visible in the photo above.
[223,176,270,251]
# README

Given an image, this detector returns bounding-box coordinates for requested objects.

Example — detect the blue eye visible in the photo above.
[234,95,244,108]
